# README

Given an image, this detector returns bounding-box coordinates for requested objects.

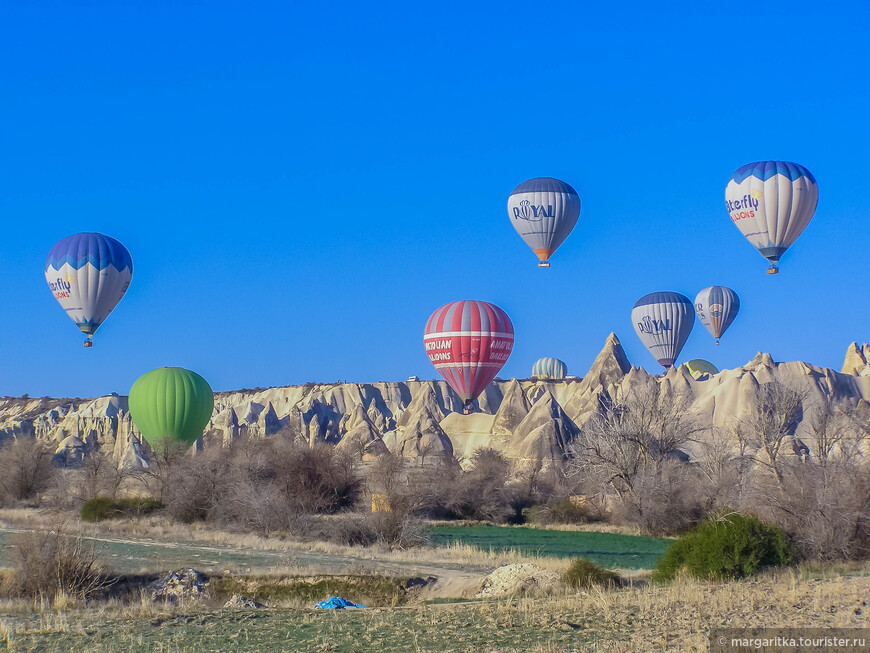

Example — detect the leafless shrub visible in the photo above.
[263,440,362,514]
[316,512,427,550]
[1,528,109,600]
[447,448,511,521]
[504,455,560,524]
[735,391,870,560]
[766,457,869,560]
[162,445,241,523]
[0,437,56,505]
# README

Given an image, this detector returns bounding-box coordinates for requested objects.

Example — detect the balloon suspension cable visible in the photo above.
[766,265,779,275]
[538,261,550,268]
[83,338,93,348]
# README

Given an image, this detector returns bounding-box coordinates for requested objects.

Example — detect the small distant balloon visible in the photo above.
[507,177,580,267]
[695,286,739,345]
[424,300,514,413]
[631,292,695,369]
[128,367,214,454]
[531,357,567,380]
[683,359,720,380]
[45,233,133,347]
[725,161,818,274]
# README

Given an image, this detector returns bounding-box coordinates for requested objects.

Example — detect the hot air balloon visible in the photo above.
[531,357,567,380]
[507,177,580,267]
[631,292,695,370]
[683,359,719,380]
[45,232,133,347]
[695,286,739,345]
[424,300,514,414]
[725,161,818,274]
[128,367,214,454]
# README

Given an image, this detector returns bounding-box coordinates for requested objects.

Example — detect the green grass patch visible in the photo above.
[2,603,614,652]
[81,497,163,522]
[430,524,670,569]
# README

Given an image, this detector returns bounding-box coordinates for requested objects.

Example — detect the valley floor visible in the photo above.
[0,509,868,651]
[0,565,867,652]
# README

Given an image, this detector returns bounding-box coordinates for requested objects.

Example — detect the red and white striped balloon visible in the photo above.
[424,300,514,411]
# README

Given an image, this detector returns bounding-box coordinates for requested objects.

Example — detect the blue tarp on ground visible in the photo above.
[315,596,366,610]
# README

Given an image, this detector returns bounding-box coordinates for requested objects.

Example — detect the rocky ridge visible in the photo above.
[2,336,870,468]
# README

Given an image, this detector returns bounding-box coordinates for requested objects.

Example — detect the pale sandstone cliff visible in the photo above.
[3,334,869,468]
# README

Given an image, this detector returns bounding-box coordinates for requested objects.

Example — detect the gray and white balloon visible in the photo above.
[631,292,695,369]
[694,286,739,345]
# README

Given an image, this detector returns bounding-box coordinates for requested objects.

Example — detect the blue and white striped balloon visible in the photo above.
[507,177,580,267]
[631,292,695,369]
[695,286,739,345]
[45,233,133,347]
[725,161,818,274]
[531,357,567,379]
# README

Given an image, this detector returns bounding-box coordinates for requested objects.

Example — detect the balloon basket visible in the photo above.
[766,266,779,275]
[537,261,550,268]
[715,340,720,346]
[462,405,474,415]
[83,340,93,348]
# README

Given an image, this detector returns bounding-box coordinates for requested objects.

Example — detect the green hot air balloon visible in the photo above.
[128,367,214,454]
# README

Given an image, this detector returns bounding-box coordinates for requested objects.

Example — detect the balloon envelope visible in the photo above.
[695,286,740,343]
[507,177,580,266]
[631,292,695,369]
[128,367,214,453]
[683,359,720,380]
[45,233,133,343]
[725,161,818,273]
[531,357,567,379]
[424,300,514,408]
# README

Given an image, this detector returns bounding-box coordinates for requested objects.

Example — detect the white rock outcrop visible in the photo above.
[2,338,870,468]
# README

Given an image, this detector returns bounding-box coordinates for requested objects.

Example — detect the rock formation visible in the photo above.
[842,342,870,376]
[2,338,870,468]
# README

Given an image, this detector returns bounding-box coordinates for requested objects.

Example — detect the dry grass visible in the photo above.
[0,563,865,652]
[428,519,651,536]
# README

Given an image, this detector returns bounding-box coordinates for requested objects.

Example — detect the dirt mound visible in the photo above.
[223,594,266,609]
[475,564,561,598]
[151,568,209,602]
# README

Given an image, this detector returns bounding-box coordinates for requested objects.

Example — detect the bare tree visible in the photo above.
[567,379,704,533]
[695,426,746,513]
[131,438,193,503]
[807,395,846,465]
[0,437,56,504]
[735,380,804,485]
[739,394,870,560]
[75,447,127,502]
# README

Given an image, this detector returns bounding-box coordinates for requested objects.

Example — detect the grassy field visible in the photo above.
[429,525,671,569]
[0,564,867,652]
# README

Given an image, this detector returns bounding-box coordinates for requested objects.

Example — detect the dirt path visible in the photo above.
[0,527,489,596]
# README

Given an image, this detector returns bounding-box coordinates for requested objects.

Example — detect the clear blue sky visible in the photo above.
[2,1,868,398]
